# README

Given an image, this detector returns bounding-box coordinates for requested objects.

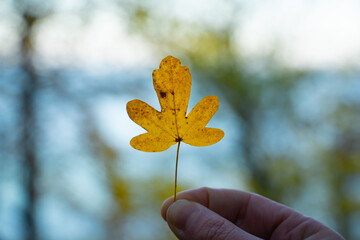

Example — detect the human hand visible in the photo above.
[161,187,344,240]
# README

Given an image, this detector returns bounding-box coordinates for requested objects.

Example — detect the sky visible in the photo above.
[48,0,360,69]
[241,0,360,69]
[1,0,360,70]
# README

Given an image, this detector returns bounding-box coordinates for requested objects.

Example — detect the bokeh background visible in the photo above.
[1,0,360,239]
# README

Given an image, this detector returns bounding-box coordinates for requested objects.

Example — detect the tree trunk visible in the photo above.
[20,12,38,240]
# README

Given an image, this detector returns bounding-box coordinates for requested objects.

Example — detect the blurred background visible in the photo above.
[1,0,360,239]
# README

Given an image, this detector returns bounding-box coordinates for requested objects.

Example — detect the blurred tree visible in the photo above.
[19,9,40,240]
[325,102,360,239]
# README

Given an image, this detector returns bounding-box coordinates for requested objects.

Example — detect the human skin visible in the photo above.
[161,187,345,240]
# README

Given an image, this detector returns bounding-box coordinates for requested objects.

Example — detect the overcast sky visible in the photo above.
[1,0,360,70]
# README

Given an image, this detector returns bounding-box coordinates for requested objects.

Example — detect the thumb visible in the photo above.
[165,199,261,240]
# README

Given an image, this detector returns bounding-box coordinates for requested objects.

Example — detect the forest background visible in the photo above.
[0,0,359,239]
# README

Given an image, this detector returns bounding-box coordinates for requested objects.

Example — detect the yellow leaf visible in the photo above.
[127,56,224,152]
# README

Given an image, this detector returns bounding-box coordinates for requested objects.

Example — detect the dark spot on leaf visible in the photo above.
[160,91,166,98]
[170,91,175,95]
[175,137,182,142]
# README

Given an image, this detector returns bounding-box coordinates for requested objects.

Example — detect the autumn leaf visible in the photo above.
[127,56,224,151]
[127,56,224,200]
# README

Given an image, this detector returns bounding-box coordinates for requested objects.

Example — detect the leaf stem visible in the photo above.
[174,141,181,201]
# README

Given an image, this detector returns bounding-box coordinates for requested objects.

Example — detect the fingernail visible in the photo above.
[166,199,201,232]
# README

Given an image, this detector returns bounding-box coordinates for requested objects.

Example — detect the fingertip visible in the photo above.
[166,199,201,233]
[161,196,175,220]
[160,188,210,221]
